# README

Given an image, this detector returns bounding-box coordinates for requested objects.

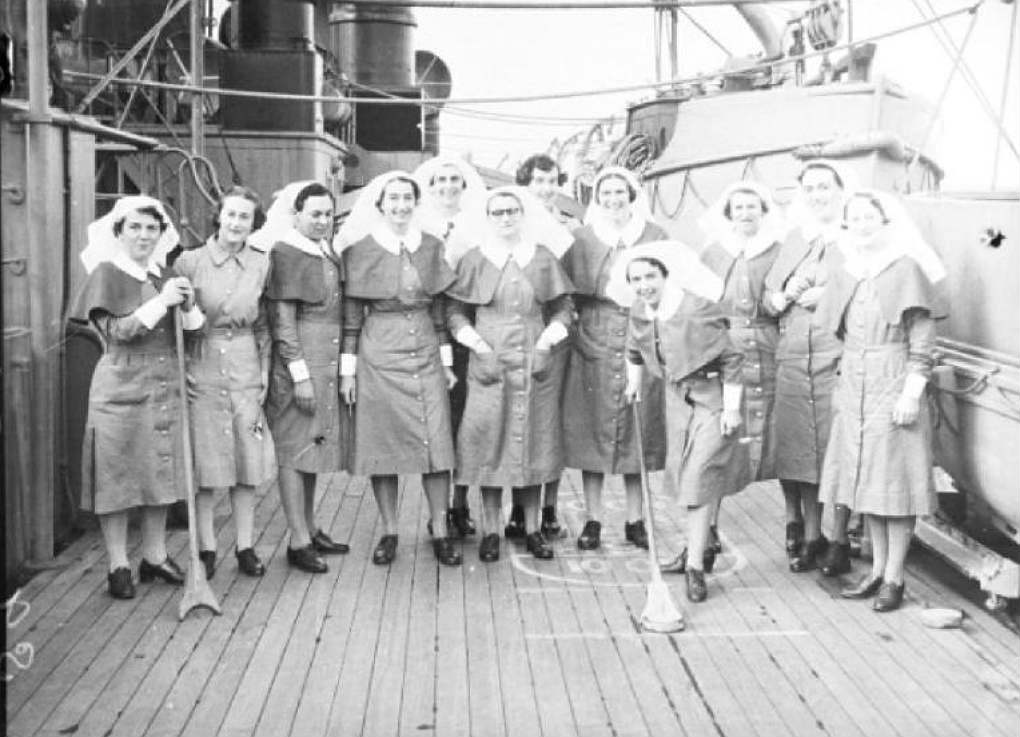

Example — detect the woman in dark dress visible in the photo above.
[69,196,205,599]
[337,171,462,567]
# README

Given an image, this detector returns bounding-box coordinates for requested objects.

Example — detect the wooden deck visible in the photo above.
[6,473,1020,737]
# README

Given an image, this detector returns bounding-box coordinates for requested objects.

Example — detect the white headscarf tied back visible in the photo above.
[80,195,179,275]
[605,239,725,310]
[333,170,423,253]
[471,185,574,259]
[584,166,654,245]
[249,180,318,251]
[838,188,947,284]
[699,180,786,259]
[412,155,487,264]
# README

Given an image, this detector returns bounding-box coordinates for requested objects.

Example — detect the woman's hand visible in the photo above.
[784,274,811,302]
[531,348,552,380]
[293,378,315,414]
[340,375,357,405]
[892,394,920,426]
[796,286,824,309]
[178,278,196,311]
[623,378,640,404]
[258,367,270,406]
[444,366,458,390]
[474,340,494,355]
[158,277,188,307]
[720,409,742,437]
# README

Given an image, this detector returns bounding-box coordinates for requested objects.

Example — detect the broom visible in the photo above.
[174,306,222,620]
[632,399,684,633]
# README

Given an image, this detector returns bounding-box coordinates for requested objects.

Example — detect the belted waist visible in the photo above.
[206,325,254,338]
[726,315,778,328]
[842,340,905,353]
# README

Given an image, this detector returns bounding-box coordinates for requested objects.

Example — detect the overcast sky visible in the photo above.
[411,0,1019,190]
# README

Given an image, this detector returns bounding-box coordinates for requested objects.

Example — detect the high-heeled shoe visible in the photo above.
[479,533,500,562]
[312,528,350,554]
[820,541,852,577]
[873,581,905,612]
[236,547,266,577]
[526,531,554,559]
[139,557,185,585]
[577,520,601,550]
[789,536,828,573]
[107,567,135,599]
[685,568,707,602]
[540,505,564,540]
[625,520,649,550]
[449,507,477,538]
[841,574,883,599]
[433,537,463,566]
[372,534,398,565]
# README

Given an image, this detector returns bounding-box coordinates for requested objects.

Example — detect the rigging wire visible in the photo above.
[62,1,983,107]
[678,6,733,57]
[991,0,1018,187]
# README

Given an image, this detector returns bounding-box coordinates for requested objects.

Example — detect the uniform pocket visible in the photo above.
[470,352,502,386]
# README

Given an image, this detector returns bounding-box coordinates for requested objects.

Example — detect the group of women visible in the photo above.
[73,155,945,615]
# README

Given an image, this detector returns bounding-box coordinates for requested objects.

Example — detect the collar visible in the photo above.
[478,237,537,269]
[642,283,685,321]
[591,214,646,249]
[111,251,161,282]
[718,228,777,260]
[840,236,907,280]
[371,223,423,255]
[207,236,249,268]
[801,217,842,246]
[281,227,328,257]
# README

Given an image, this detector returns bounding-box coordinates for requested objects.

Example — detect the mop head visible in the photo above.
[641,579,685,633]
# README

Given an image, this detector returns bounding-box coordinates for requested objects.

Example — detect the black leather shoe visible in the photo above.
[540,505,564,540]
[504,505,526,540]
[625,520,649,549]
[107,567,135,599]
[139,557,185,585]
[312,529,350,555]
[841,574,883,599]
[707,525,723,555]
[372,534,398,565]
[449,507,477,538]
[686,568,707,603]
[577,520,602,550]
[199,550,216,580]
[526,531,554,559]
[820,541,852,577]
[785,520,804,558]
[702,546,717,574]
[236,547,266,577]
[790,536,828,573]
[873,581,905,612]
[479,533,500,562]
[433,537,463,566]
[287,545,327,573]
[660,548,687,574]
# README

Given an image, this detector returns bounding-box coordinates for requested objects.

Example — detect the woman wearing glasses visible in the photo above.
[447,186,575,562]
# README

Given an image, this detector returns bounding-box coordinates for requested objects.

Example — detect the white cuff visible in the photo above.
[770,292,790,313]
[340,353,358,377]
[722,382,743,413]
[626,361,643,386]
[134,297,168,330]
[540,321,569,347]
[455,325,487,352]
[181,305,205,331]
[288,359,310,383]
[439,344,453,367]
[902,373,928,400]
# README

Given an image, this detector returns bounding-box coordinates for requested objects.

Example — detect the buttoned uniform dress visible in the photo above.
[448,245,574,488]
[764,229,843,484]
[265,240,348,473]
[627,292,750,507]
[817,257,945,516]
[701,241,781,480]
[342,233,457,475]
[174,238,276,488]
[432,218,472,438]
[560,223,667,474]
[69,262,199,514]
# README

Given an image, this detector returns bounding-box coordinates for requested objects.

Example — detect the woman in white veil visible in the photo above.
[559,165,670,552]
[816,189,947,612]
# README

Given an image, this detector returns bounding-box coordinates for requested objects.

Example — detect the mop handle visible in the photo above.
[173,307,201,567]
[632,399,663,582]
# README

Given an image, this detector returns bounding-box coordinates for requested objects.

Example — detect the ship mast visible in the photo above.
[653,0,679,83]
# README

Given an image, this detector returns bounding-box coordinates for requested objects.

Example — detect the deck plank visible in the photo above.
[462,547,507,737]
[433,536,471,737]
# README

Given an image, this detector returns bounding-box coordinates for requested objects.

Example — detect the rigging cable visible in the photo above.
[61,1,984,107]
[991,0,1018,187]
